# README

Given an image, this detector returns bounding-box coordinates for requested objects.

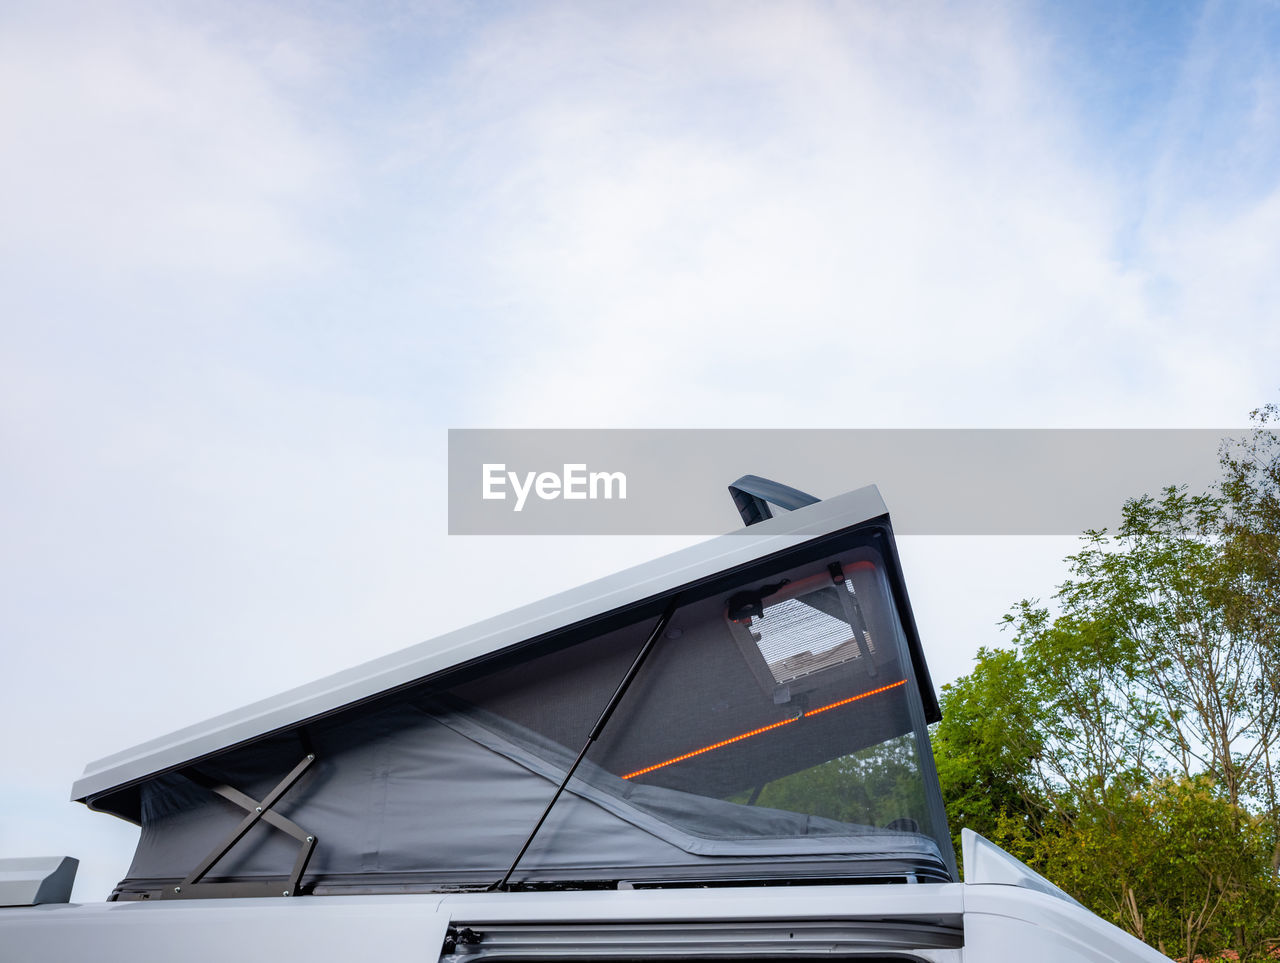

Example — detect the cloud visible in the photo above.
[370,1,1277,428]
[0,4,343,279]
[368,3,1112,425]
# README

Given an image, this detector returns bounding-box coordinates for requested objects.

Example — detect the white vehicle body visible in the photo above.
[0,870,1169,962]
[0,484,1170,961]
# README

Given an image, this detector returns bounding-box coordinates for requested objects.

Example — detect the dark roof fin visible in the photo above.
[727,475,821,527]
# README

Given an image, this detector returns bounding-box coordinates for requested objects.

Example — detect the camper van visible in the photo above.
[0,482,1169,961]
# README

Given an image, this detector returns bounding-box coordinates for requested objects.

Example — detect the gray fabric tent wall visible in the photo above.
[122,698,943,893]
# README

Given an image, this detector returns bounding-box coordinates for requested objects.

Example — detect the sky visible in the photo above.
[2,0,1279,903]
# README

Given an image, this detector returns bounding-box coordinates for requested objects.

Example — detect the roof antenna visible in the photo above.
[727,475,820,527]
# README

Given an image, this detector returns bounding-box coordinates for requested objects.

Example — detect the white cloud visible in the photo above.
[0,6,342,278]
[374,1,1274,428]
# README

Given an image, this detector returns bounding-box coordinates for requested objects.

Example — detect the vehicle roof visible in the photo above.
[73,485,920,805]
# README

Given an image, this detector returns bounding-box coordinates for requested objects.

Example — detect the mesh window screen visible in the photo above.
[443,544,945,877]
[582,551,921,814]
[748,580,878,685]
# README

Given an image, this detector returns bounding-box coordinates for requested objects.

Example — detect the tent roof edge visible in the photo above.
[72,485,891,804]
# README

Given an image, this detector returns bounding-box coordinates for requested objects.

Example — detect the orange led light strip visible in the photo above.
[620,678,907,780]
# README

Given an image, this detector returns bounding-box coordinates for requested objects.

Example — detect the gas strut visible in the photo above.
[492,594,681,891]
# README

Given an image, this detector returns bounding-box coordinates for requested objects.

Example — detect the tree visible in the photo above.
[1220,404,1280,865]
[1015,775,1277,963]
[932,646,1047,855]
[1044,486,1275,809]
[934,408,1280,960]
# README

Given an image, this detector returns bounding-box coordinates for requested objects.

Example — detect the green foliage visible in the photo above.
[753,734,928,829]
[1026,777,1278,962]
[933,646,1046,853]
[934,409,1280,960]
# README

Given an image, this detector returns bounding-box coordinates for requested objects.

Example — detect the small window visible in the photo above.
[750,580,877,686]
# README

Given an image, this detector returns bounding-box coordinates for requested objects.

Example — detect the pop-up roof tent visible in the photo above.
[74,482,956,900]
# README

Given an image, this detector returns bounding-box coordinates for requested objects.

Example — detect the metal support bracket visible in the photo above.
[160,753,318,899]
[829,562,878,677]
